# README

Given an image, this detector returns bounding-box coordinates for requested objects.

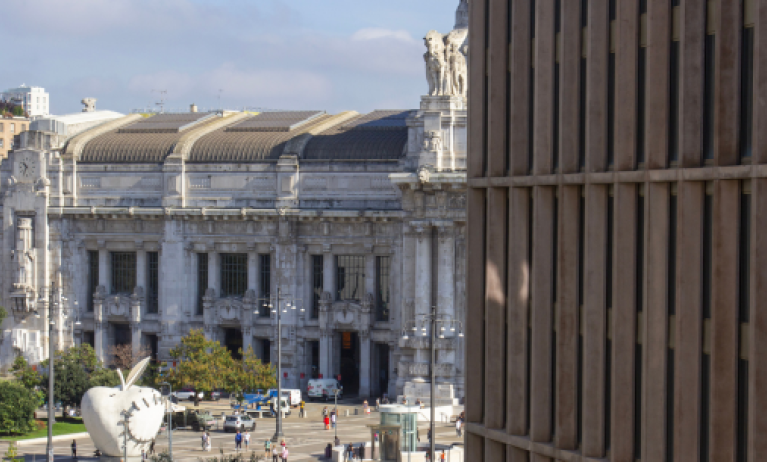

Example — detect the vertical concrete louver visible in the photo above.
[465,0,764,461]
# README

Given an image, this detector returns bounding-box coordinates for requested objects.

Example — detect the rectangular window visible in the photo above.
[553,0,561,172]
[667,190,677,462]
[737,186,750,462]
[147,252,159,314]
[669,1,680,164]
[10,124,14,133]
[197,253,208,315]
[220,253,247,298]
[529,0,536,174]
[701,190,713,462]
[376,256,391,322]
[579,0,588,171]
[577,188,585,446]
[634,191,644,460]
[606,192,614,450]
[0,139,4,149]
[740,6,755,159]
[88,250,99,312]
[552,194,559,438]
[336,256,365,301]
[111,252,137,294]
[638,5,647,167]
[703,5,716,161]
[607,0,616,168]
[0,123,4,131]
[259,254,271,317]
[312,256,323,319]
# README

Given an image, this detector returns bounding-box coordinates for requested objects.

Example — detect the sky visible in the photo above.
[3,0,458,116]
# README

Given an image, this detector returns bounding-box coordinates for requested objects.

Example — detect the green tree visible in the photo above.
[232,347,276,394]
[47,357,90,416]
[11,105,23,117]
[89,367,121,388]
[10,355,41,390]
[4,441,22,462]
[0,381,40,435]
[168,329,238,406]
[0,305,7,326]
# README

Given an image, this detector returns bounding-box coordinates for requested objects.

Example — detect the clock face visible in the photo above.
[16,154,37,179]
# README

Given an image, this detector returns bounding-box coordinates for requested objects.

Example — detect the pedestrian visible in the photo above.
[358,443,365,459]
[281,446,289,462]
[235,430,243,451]
[272,446,279,462]
[324,414,330,430]
[149,440,156,455]
[71,439,77,459]
[456,417,462,437]
[299,400,305,418]
[441,450,446,461]
[264,439,271,458]
[244,431,250,450]
[427,427,432,443]
[345,443,354,461]
[201,432,207,450]
[334,435,341,447]
[141,449,147,461]
[331,411,337,429]
[205,432,212,452]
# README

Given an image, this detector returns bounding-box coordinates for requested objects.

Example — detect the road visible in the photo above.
[11,400,464,461]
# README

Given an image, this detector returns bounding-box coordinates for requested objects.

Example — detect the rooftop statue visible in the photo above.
[423,0,469,98]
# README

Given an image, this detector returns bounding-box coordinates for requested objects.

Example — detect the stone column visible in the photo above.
[98,243,109,294]
[402,226,417,324]
[318,295,333,379]
[359,329,371,397]
[130,292,142,359]
[93,288,106,363]
[413,222,432,317]
[436,221,455,365]
[208,249,219,297]
[242,327,253,355]
[323,251,335,300]
[136,243,147,293]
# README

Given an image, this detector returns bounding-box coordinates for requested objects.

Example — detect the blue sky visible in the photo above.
[4,0,457,115]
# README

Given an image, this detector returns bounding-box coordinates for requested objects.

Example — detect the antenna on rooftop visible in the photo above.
[152,89,167,113]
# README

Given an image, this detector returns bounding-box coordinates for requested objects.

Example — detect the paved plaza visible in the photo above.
[6,401,464,462]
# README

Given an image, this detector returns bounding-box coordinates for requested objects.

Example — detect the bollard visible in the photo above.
[345,409,349,416]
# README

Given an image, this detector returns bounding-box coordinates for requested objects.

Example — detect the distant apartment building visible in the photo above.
[2,85,49,117]
[0,117,29,159]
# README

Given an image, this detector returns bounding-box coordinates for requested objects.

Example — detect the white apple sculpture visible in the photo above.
[81,358,166,458]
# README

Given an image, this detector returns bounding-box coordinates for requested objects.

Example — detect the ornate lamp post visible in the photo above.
[159,382,173,461]
[258,288,302,443]
[401,306,463,461]
[34,280,80,462]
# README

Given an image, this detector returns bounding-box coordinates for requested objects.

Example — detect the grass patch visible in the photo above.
[0,418,86,441]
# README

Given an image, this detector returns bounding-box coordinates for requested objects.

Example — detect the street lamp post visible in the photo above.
[38,281,80,462]
[401,306,463,462]
[160,382,173,461]
[333,388,340,441]
[258,287,302,444]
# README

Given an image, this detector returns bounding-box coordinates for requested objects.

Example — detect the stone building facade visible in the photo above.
[0,2,471,401]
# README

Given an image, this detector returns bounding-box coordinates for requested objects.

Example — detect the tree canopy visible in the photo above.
[10,355,40,390]
[0,381,40,435]
[41,344,119,412]
[167,329,276,405]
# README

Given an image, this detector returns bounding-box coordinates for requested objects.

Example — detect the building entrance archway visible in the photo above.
[339,331,359,396]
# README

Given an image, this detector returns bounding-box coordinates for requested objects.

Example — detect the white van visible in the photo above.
[307,379,343,401]
[266,389,302,407]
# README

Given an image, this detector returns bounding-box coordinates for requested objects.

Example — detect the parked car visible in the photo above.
[209,390,222,401]
[173,388,204,401]
[223,414,256,432]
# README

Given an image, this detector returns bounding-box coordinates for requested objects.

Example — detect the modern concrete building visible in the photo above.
[0,117,30,159]
[2,85,50,118]
[466,1,761,461]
